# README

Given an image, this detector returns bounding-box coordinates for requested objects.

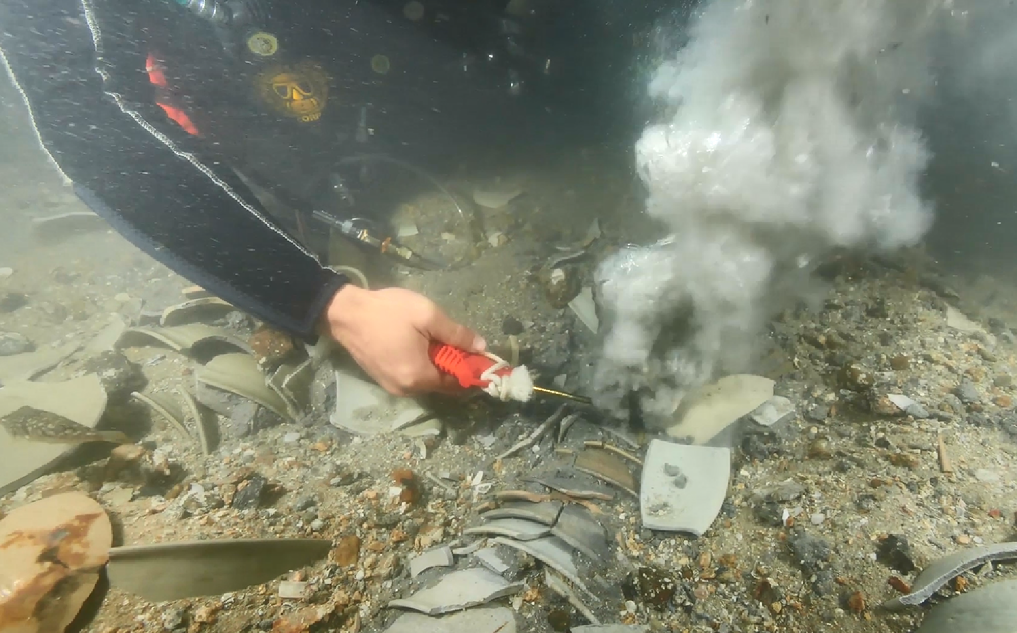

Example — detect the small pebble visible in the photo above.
[283,432,301,443]
[278,580,307,599]
[810,513,826,525]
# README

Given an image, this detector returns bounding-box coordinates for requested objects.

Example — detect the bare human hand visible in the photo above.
[320,284,486,396]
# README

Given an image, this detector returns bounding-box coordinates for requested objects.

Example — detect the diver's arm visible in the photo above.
[0,0,346,339]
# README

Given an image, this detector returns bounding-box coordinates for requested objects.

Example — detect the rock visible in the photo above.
[839,363,875,391]
[806,405,830,422]
[81,351,146,402]
[876,534,916,574]
[501,316,524,336]
[231,474,267,509]
[248,326,297,368]
[161,607,188,631]
[955,380,980,404]
[335,535,361,567]
[749,396,795,427]
[541,266,581,309]
[0,292,28,313]
[788,530,832,575]
[292,494,318,512]
[906,403,930,419]
[0,331,33,356]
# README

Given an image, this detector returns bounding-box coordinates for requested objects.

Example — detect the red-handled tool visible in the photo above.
[428,342,592,405]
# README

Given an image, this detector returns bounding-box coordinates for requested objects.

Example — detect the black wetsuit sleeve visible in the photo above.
[0,0,347,340]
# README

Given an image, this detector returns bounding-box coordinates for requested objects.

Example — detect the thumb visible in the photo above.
[425,310,486,353]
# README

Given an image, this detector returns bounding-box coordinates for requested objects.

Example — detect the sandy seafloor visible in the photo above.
[1,110,1017,633]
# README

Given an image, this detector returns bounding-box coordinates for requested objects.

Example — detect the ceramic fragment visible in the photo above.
[665,374,775,443]
[381,607,516,633]
[0,341,79,385]
[0,374,107,494]
[0,492,112,633]
[473,185,523,209]
[639,440,730,536]
[551,505,610,561]
[116,324,250,359]
[408,546,455,578]
[160,297,235,327]
[31,210,108,240]
[914,579,1017,633]
[473,548,510,575]
[177,388,219,454]
[529,476,615,501]
[544,569,600,625]
[130,391,195,445]
[106,538,331,602]
[464,517,552,541]
[482,500,563,526]
[574,449,637,496]
[492,536,594,598]
[194,353,291,421]
[569,287,599,333]
[882,541,1017,610]
[330,363,430,435]
[388,568,524,615]
[749,395,795,427]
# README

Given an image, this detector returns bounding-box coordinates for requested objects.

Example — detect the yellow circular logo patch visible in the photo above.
[247,31,279,57]
[255,61,330,123]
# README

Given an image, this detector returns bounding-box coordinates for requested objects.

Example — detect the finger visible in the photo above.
[424,309,486,353]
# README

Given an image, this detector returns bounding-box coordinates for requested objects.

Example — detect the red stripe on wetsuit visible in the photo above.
[146,53,200,136]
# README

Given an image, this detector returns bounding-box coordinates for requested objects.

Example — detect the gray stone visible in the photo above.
[788,529,832,575]
[749,396,795,427]
[955,380,981,404]
[231,474,267,509]
[0,332,33,356]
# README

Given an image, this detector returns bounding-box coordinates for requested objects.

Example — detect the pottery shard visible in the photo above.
[0,493,112,633]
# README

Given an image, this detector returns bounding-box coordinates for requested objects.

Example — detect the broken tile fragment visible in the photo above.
[915,579,1017,633]
[473,547,510,575]
[528,476,615,501]
[574,449,637,496]
[382,607,516,633]
[550,505,610,562]
[492,536,594,599]
[464,518,551,541]
[665,374,774,443]
[545,569,600,625]
[882,541,1017,610]
[639,440,730,536]
[481,500,563,526]
[388,568,524,615]
[408,546,455,578]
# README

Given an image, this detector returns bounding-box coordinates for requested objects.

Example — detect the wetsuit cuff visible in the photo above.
[301,269,350,343]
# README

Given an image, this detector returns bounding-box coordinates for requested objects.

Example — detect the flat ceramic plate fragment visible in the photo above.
[665,374,775,444]
[882,541,1017,610]
[915,579,1017,633]
[107,538,332,602]
[194,353,291,421]
[482,501,563,526]
[0,374,108,494]
[639,440,731,536]
[388,568,524,615]
[474,548,510,575]
[0,341,80,385]
[574,449,637,496]
[464,518,552,541]
[749,395,795,427]
[568,287,599,334]
[381,607,516,633]
[330,364,429,435]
